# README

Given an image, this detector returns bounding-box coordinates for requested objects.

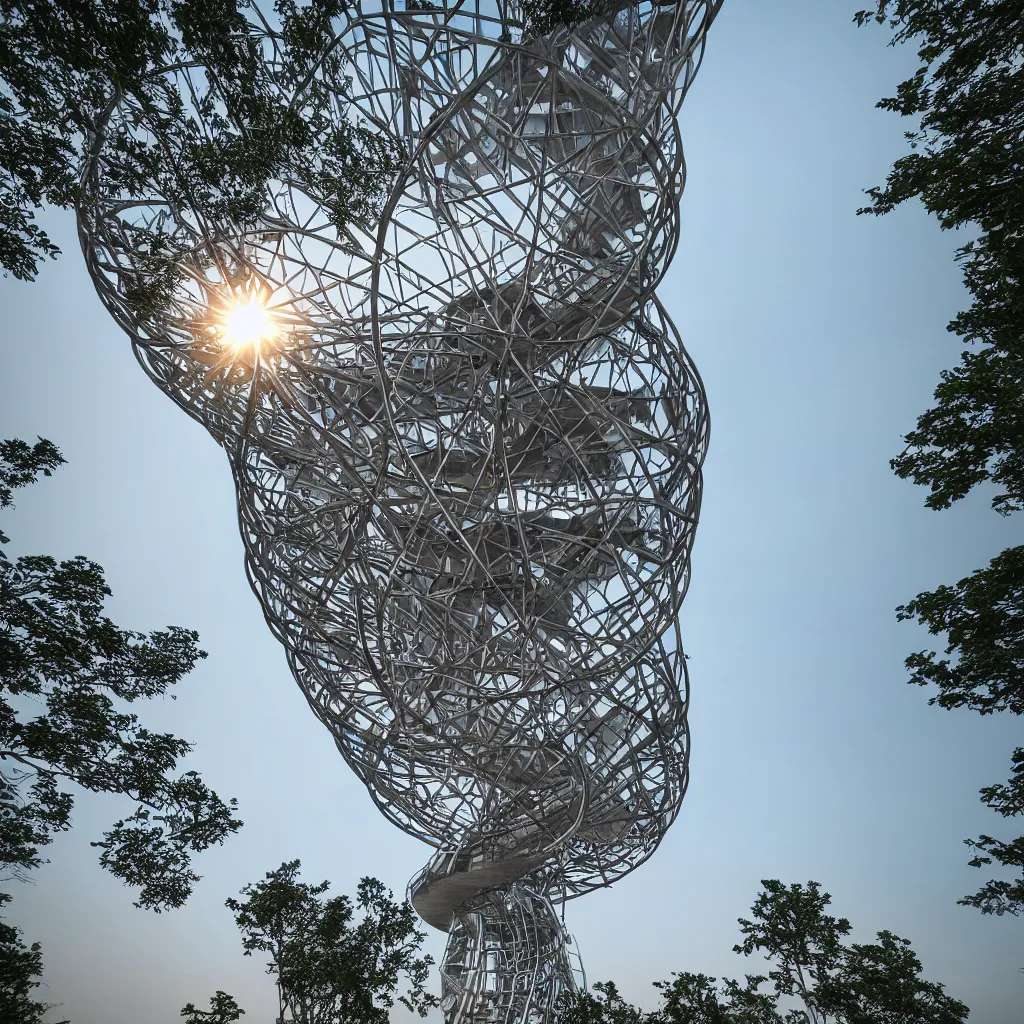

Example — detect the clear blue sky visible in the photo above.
[2,1,1022,1021]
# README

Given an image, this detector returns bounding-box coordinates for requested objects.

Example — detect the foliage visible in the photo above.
[0,895,64,1024]
[854,0,1024,915]
[181,991,246,1023]
[196,859,438,1024]
[0,437,241,910]
[654,973,788,1024]
[854,0,1024,515]
[520,0,613,37]
[0,0,400,282]
[735,881,968,1024]
[897,546,1024,716]
[0,440,63,529]
[733,881,851,1023]
[564,981,654,1024]
[560,880,968,1024]
[960,742,1024,916]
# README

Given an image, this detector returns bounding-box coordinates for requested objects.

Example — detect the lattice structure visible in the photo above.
[79,2,720,1020]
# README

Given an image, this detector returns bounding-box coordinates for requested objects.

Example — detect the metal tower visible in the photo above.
[79,2,720,1019]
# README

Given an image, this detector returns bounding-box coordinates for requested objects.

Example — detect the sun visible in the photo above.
[221,293,276,350]
[189,282,286,382]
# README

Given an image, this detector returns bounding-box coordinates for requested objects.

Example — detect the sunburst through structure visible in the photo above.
[79,2,722,1020]
[220,293,276,350]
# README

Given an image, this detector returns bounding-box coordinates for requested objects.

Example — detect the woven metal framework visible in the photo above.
[79,2,720,1020]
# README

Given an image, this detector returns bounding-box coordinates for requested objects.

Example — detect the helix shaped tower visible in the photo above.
[79,2,720,1020]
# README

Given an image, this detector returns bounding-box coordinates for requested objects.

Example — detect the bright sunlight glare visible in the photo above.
[223,295,275,349]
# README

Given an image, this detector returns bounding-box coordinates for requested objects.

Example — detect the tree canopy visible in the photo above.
[559,879,968,1024]
[0,0,611,286]
[855,0,1024,915]
[854,1,1024,517]
[185,860,437,1024]
[0,437,241,911]
[0,0,400,282]
[519,0,613,36]
[181,991,246,1024]
[0,894,64,1024]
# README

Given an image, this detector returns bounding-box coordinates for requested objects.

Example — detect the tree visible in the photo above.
[0,894,64,1024]
[895,547,1024,914]
[731,881,850,1024]
[559,879,968,1024]
[654,974,787,1024]
[854,1,1024,914]
[0,0,399,282]
[565,981,656,1024]
[734,881,968,1024]
[0,437,242,910]
[181,992,245,1024]
[185,860,437,1024]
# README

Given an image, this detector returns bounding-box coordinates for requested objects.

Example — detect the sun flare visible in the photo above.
[221,294,276,350]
